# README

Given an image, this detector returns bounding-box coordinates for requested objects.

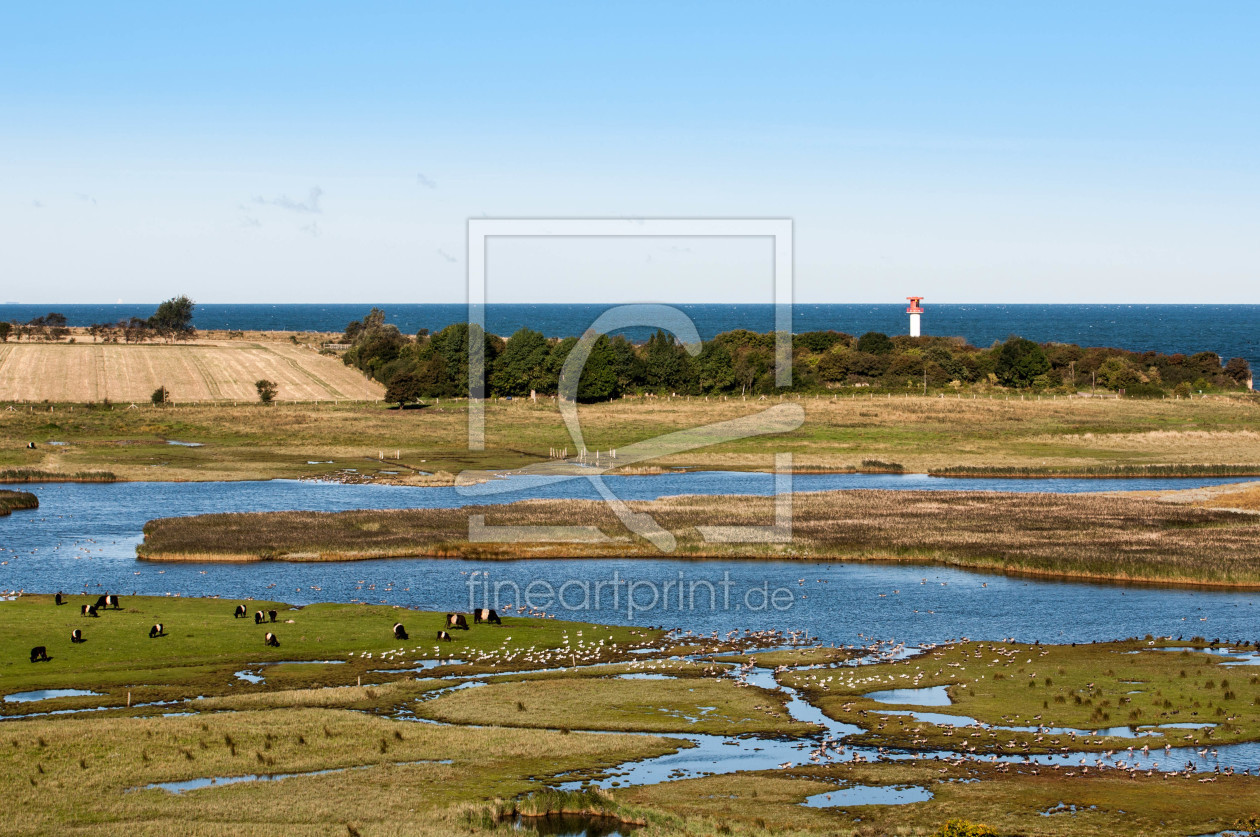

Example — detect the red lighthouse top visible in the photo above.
[906,296,924,314]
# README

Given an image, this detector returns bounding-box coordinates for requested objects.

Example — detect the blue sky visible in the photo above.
[2,2,1257,303]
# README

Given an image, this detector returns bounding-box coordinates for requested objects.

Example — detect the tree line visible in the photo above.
[337,308,1254,405]
[0,297,197,344]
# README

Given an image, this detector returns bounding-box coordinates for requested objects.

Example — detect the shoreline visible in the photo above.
[136,486,1260,589]
[134,545,1260,591]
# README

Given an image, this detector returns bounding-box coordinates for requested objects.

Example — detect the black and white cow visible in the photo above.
[474,608,501,625]
[30,646,49,663]
[55,592,64,606]
[268,610,277,623]
[81,604,98,617]
[393,623,408,640]
[264,632,280,647]
[93,595,109,611]
[234,604,247,618]
[70,629,84,644]
[445,613,469,630]
[436,630,452,642]
[254,610,265,624]
[149,623,164,638]
[105,594,120,609]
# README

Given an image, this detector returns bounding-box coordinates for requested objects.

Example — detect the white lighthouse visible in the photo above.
[907,296,924,337]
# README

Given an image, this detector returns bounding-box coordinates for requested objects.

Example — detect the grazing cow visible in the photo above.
[149,623,164,638]
[254,610,264,625]
[268,610,277,623]
[81,604,98,617]
[105,594,120,609]
[55,592,64,606]
[474,608,501,625]
[26,442,35,449]
[93,595,108,611]
[70,629,84,644]
[264,632,279,647]
[445,613,469,630]
[30,646,49,663]
[234,604,247,618]
[393,623,408,640]
[436,630,452,642]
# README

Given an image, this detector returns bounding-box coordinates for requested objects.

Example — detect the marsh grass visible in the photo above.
[780,639,1260,754]
[142,488,1260,586]
[0,709,679,836]
[932,463,1260,478]
[4,392,1260,482]
[416,675,819,737]
[0,489,37,515]
[0,468,117,483]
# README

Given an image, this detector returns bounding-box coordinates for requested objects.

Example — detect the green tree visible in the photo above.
[694,342,736,393]
[148,295,196,341]
[255,379,278,404]
[1095,356,1139,391]
[994,337,1050,388]
[1225,357,1252,386]
[856,331,894,355]
[641,330,694,393]
[0,322,10,342]
[384,370,425,407]
[489,328,551,396]
[150,386,169,405]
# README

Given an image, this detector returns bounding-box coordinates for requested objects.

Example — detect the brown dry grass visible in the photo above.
[0,339,382,403]
[140,487,1260,586]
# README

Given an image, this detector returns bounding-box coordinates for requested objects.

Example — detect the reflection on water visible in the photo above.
[865,686,952,706]
[514,813,640,837]
[4,689,101,703]
[802,784,933,808]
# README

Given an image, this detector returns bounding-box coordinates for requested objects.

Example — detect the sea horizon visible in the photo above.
[3,302,1256,372]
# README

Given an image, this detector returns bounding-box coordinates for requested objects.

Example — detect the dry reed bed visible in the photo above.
[140,489,1260,586]
[0,489,38,515]
[0,468,118,483]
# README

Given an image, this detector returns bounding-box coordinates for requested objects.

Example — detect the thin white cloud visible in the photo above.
[254,186,323,213]
[416,173,437,189]
[75,193,97,206]
[437,248,457,263]
[300,221,321,237]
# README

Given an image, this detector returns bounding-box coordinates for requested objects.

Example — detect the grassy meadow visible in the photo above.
[140,487,1260,586]
[2,598,1260,835]
[1,389,1258,482]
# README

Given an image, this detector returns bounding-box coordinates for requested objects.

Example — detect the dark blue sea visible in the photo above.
[2,303,1257,372]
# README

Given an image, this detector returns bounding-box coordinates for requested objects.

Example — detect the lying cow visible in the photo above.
[268,610,277,623]
[254,610,265,625]
[81,604,98,617]
[474,608,501,625]
[30,646,49,663]
[234,604,247,618]
[436,630,452,642]
[55,592,64,606]
[264,632,280,647]
[149,623,164,638]
[445,613,469,630]
[393,623,408,640]
[70,629,84,644]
